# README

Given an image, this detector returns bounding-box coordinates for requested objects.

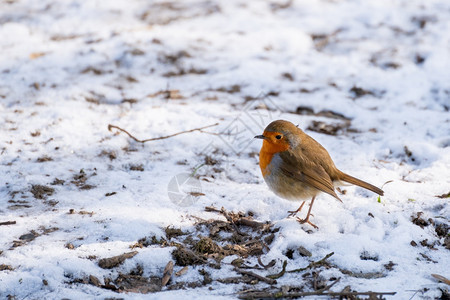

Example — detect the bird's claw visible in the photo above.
[287,202,306,218]
[287,210,298,217]
[296,217,319,229]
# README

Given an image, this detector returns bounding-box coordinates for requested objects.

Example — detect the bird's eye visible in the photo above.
[275,135,282,140]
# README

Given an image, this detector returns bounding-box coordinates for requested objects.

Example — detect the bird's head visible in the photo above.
[254,120,300,154]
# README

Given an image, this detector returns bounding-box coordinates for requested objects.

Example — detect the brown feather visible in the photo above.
[337,171,384,196]
[279,150,341,201]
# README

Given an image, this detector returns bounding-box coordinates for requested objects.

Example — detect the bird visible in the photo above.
[254,120,384,228]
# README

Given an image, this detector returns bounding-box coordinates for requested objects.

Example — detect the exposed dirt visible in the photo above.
[30,184,55,199]
[67,206,404,297]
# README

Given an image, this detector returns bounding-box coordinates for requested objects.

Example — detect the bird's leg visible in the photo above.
[287,201,306,217]
[296,196,318,229]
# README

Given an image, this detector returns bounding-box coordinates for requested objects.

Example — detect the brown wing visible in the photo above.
[278,150,341,201]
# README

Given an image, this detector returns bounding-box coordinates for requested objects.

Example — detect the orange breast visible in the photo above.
[259,139,289,177]
[259,150,273,177]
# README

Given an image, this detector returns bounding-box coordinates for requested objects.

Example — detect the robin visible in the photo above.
[255,120,384,228]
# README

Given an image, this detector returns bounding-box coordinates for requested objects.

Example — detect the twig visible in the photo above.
[267,260,287,279]
[108,123,219,143]
[317,277,340,292]
[238,291,396,299]
[257,257,276,269]
[98,251,138,269]
[0,221,16,226]
[205,206,222,213]
[236,268,277,285]
[408,289,422,300]
[339,268,386,279]
[313,271,319,290]
[221,207,246,236]
[205,206,267,232]
[235,218,266,229]
[268,253,334,280]
[288,252,334,273]
[381,180,394,189]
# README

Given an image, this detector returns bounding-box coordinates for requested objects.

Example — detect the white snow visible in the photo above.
[0,0,449,299]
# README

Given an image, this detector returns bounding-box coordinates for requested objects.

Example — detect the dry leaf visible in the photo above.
[161,260,174,287]
[175,266,188,276]
[98,251,138,269]
[29,52,47,59]
[431,274,450,285]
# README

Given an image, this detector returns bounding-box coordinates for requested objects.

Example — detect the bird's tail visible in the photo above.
[338,171,384,196]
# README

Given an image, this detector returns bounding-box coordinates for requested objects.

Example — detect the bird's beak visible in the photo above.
[254,135,266,140]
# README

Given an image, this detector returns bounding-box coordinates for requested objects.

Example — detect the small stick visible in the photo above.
[268,253,333,279]
[206,206,265,232]
[317,277,340,292]
[288,252,334,273]
[381,180,394,189]
[205,206,222,213]
[258,257,276,269]
[267,260,287,279]
[108,123,219,143]
[0,221,16,226]
[235,218,266,229]
[98,251,138,269]
[236,268,277,285]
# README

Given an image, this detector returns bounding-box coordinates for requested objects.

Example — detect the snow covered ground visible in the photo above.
[0,0,449,298]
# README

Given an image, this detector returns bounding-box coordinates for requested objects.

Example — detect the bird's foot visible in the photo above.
[287,210,299,217]
[287,202,306,218]
[296,217,318,229]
